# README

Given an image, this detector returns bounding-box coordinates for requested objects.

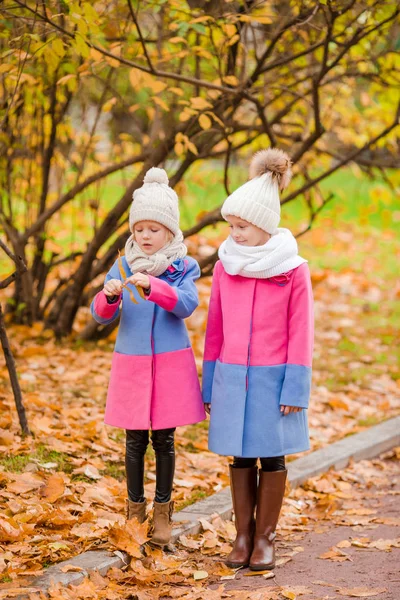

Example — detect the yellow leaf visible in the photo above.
[52,38,65,58]
[179,109,193,122]
[206,111,224,127]
[175,142,185,156]
[118,251,140,304]
[328,398,349,411]
[153,96,170,112]
[191,96,213,110]
[223,75,239,86]
[60,564,84,573]
[187,141,198,156]
[169,36,187,44]
[40,474,65,503]
[169,87,184,96]
[109,519,149,558]
[90,48,103,61]
[190,16,213,23]
[337,588,387,598]
[136,286,146,300]
[103,97,117,112]
[199,114,212,130]
[223,24,237,37]
[227,34,240,46]
[148,80,168,94]
[193,570,208,580]
[129,68,141,89]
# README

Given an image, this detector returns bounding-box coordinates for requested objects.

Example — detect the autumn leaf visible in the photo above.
[7,473,44,495]
[193,570,208,580]
[199,114,212,130]
[40,473,65,503]
[336,588,387,598]
[108,518,149,558]
[60,564,84,573]
[190,96,213,110]
[118,250,137,304]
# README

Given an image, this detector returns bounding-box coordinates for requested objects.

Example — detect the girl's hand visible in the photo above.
[204,403,211,415]
[125,273,150,290]
[104,279,123,297]
[280,405,302,416]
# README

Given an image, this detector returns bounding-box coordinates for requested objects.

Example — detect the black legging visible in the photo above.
[126,428,175,504]
[232,456,286,471]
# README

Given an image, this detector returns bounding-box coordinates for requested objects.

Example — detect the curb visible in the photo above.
[20,415,400,597]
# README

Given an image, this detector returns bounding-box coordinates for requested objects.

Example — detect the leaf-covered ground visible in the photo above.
[0,221,399,590]
[1,449,399,599]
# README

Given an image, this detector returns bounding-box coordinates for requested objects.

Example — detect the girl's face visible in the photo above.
[133,221,172,255]
[226,215,271,247]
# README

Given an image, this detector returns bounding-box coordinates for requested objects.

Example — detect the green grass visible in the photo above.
[175,490,207,511]
[0,444,73,473]
[102,461,125,481]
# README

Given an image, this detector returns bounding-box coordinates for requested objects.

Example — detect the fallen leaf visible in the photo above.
[193,570,208,580]
[108,518,149,558]
[337,539,351,548]
[7,473,43,494]
[40,473,65,503]
[245,570,274,576]
[336,587,387,597]
[60,564,84,573]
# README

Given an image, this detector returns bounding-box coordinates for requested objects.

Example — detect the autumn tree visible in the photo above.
[0,0,399,338]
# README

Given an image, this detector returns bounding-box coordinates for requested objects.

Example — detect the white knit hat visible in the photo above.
[129,167,180,235]
[221,148,292,234]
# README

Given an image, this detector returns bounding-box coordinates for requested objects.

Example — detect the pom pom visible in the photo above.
[143,167,169,185]
[249,148,292,191]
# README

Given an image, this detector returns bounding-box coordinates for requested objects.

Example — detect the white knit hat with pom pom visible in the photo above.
[129,167,181,235]
[221,148,292,234]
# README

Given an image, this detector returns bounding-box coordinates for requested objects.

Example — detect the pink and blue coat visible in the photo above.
[91,256,206,431]
[202,260,314,457]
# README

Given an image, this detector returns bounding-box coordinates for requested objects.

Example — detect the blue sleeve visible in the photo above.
[172,258,200,319]
[90,260,122,325]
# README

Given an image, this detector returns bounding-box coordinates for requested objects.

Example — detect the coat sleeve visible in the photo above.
[91,260,122,325]
[279,263,314,409]
[202,261,224,404]
[146,258,200,319]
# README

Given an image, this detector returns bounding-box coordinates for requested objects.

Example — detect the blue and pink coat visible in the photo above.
[91,256,206,431]
[202,260,314,457]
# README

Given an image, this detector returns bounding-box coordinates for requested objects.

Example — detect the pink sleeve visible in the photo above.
[287,263,314,367]
[93,290,121,320]
[146,276,178,311]
[203,261,224,361]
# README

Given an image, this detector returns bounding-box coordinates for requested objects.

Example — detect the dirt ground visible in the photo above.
[207,453,400,599]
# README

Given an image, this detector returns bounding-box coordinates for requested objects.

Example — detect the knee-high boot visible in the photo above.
[249,469,287,571]
[225,465,258,568]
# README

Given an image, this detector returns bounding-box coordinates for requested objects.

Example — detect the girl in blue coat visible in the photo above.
[202,149,314,570]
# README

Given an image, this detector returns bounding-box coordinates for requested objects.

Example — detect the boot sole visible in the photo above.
[249,562,275,571]
[225,560,249,569]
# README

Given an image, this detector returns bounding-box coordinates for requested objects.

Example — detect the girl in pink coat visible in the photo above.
[202,149,314,571]
[91,168,205,547]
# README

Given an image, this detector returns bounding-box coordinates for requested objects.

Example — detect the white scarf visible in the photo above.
[218,228,307,279]
[124,230,188,277]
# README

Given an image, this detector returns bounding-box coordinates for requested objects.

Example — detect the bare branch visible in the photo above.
[22,153,147,242]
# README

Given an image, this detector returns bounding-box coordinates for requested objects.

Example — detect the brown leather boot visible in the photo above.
[249,469,287,571]
[225,465,258,568]
[126,499,147,523]
[150,500,174,547]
